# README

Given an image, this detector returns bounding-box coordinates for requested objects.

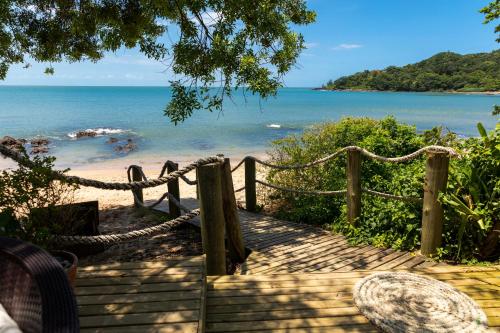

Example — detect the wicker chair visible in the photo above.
[0,237,80,333]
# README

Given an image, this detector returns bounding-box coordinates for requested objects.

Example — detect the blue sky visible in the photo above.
[2,0,498,87]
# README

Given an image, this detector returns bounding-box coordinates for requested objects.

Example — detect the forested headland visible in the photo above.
[322,50,500,92]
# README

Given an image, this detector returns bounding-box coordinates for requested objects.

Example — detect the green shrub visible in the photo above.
[0,151,79,246]
[265,116,499,262]
[440,123,499,261]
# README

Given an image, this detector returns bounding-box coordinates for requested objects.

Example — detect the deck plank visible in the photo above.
[76,257,206,333]
[206,267,500,331]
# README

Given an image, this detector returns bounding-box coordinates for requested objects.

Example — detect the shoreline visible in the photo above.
[313,88,500,96]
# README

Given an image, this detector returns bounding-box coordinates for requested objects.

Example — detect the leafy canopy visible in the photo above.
[0,0,315,123]
[481,0,500,42]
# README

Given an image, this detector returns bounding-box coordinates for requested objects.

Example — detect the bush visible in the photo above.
[265,116,499,262]
[440,123,499,261]
[0,151,79,246]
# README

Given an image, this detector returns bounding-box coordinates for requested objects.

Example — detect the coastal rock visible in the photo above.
[29,137,50,154]
[31,138,50,146]
[1,136,25,151]
[31,146,49,154]
[107,137,119,144]
[114,139,137,154]
[76,130,97,139]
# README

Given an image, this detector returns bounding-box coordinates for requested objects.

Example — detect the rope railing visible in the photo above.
[361,188,423,203]
[158,160,197,185]
[50,208,200,246]
[256,179,347,196]
[234,145,457,171]
[0,143,219,190]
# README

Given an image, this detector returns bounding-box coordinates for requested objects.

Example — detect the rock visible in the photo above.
[76,130,97,139]
[107,137,118,144]
[123,142,137,153]
[31,146,49,154]
[114,141,137,154]
[31,138,50,146]
[1,136,25,151]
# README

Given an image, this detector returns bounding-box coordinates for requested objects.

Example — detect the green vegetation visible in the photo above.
[0,151,78,246]
[1,0,315,123]
[265,117,499,262]
[481,0,500,42]
[323,50,500,92]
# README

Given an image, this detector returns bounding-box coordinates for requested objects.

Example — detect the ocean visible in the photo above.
[0,86,498,167]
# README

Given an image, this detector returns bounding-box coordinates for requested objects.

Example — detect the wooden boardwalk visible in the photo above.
[192,209,439,274]
[75,257,207,333]
[206,266,500,332]
[76,258,500,332]
[179,204,439,275]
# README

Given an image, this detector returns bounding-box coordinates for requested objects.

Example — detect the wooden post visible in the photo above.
[346,150,362,225]
[197,162,227,275]
[167,161,181,218]
[221,158,246,262]
[245,158,257,212]
[421,151,450,256]
[131,167,144,208]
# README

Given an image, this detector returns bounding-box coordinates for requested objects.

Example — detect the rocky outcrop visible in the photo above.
[31,146,49,154]
[30,137,50,154]
[31,138,49,146]
[75,130,97,139]
[114,139,137,154]
[107,137,119,144]
[1,136,25,151]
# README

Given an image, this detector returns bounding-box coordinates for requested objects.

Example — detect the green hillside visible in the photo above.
[323,50,500,92]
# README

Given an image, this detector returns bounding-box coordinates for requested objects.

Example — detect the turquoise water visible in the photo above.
[0,86,497,167]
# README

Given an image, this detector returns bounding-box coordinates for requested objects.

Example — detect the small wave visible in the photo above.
[266,124,281,129]
[67,128,127,139]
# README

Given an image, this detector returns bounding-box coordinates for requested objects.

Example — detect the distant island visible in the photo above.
[320,50,500,93]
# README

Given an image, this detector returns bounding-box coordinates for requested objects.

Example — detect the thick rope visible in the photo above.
[247,145,457,170]
[231,158,246,172]
[362,188,423,203]
[158,160,197,185]
[133,191,191,212]
[50,209,200,246]
[256,179,347,196]
[0,143,220,190]
[234,186,246,193]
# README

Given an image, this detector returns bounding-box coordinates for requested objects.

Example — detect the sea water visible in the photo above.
[0,86,497,167]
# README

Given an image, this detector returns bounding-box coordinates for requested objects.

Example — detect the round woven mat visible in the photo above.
[353,272,489,333]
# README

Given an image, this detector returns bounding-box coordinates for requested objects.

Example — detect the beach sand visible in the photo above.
[0,153,268,264]
[68,158,258,209]
[68,157,268,265]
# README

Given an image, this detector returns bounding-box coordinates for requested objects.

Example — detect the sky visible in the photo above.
[2,0,498,87]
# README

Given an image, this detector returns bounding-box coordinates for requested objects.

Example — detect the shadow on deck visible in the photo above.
[76,257,500,332]
[156,197,441,275]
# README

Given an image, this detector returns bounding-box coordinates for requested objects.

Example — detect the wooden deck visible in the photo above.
[182,207,440,275]
[207,209,439,274]
[206,266,500,332]
[75,257,207,333]
[76,258,500,332]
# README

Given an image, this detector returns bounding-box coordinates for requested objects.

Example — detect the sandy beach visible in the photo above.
[70,160,250,209]
[1,151,268,209]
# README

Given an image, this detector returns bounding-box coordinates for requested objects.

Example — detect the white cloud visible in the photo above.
[332,43,363,50]
[304,42,319,49]
[190,11,220,26]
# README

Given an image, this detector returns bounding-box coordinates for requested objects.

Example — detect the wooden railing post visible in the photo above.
[221,158,246,262]
[131,166,144,208]
[197,162,227,275]
[245,158,257,212]
[421,151,450,256]
[167,161,181,218]
[346,150,362,225]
